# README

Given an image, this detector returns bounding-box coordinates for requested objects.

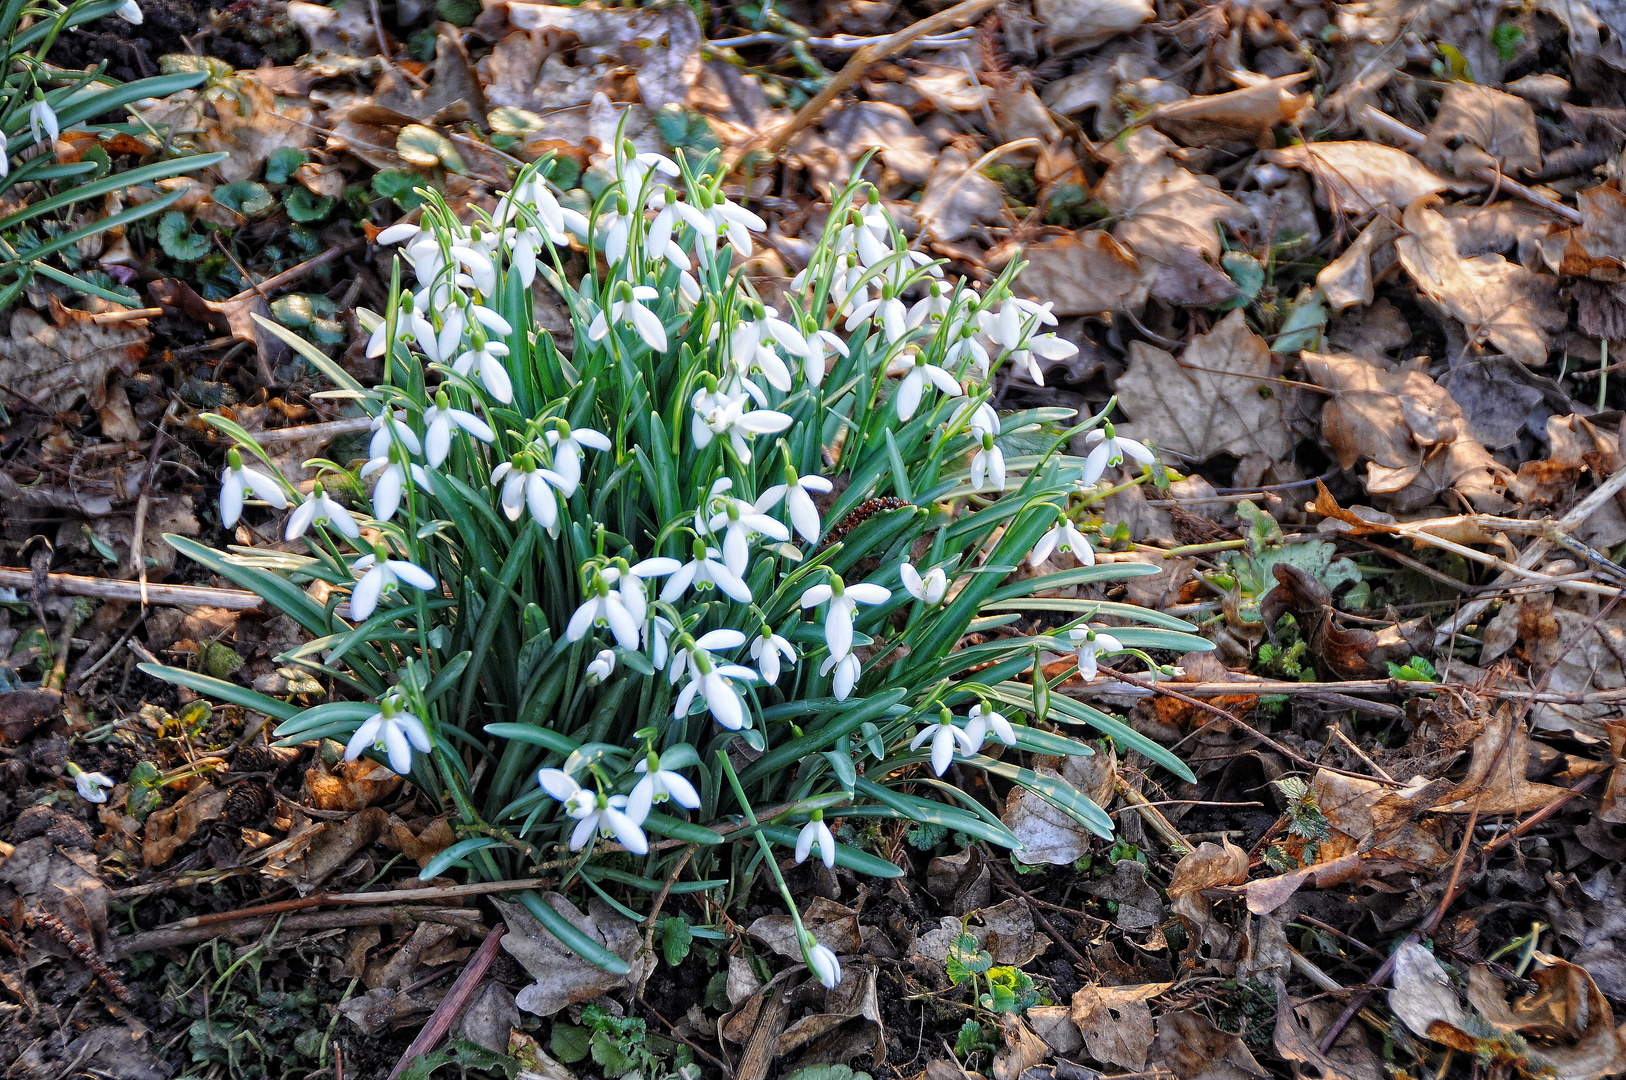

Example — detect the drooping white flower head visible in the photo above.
[539,768,650,854]
[669,630,757,730]
[349,545,436,622]
[286,484,361,541]
[490,455,569,534]
[67,763,114,803]
[970,433,1005,492]
[661,538,752,605]
[750,628,796,685]
[800,573,891,662]
[589,283,666,352]
[966,703,1016,747]
[1069,625,1123,681]
[756,466,834,545]
[585,648,616,683]
[545,421,612,497]
[423,391,495,468]
[219,448,287,529]
[627,750,701,822]
[804,934,842,989]
[345,695,432,776]
[795,810,837,870]
[1030,516,1095,569]
[115,0,143,22]
[29,97,58,147]
[1081,423,1156,486]
[819,651,862,701]
[910,712,984,776]
[900,562,947,605]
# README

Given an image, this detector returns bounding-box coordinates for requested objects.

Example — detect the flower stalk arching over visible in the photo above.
[157,149,1211,979]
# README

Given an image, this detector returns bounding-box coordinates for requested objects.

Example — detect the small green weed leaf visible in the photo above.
[215,181,274,216]
[661,915,692,967]
[158,211,209,261]
[265,147,309,185]
[283,186,335,223]
[945,932,992,984]
[550,1023,591,1064]
[397,124,465,174]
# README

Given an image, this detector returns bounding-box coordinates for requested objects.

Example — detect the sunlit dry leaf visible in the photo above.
[501,2,702,109]
[916,146,1006,244]
[1304,350,1514,510]
[1149,1010,1269,1080]
[1115,310,1293,465]
[1035,0,1153,52]
[1016,230,1152,316]
[1097,130,1249,265]
[1145,72,1313,149]
[1265,141,1461,215]
[1431,704,1571,814]
[1167,839,1247,963]
[201,75,319,183]
[1071,982,1171,1070]
[1317,216,1399,311]
[497,895,650,1016]
[992,1014,1051,1080]
[792,100,936,191]
[1391,942,1467,1038]
[1422,83,1541,176]
[1395,196,1563,366]
[1576,181,1626,264]
[1468,961,1626,1080]
[143,784,230,867]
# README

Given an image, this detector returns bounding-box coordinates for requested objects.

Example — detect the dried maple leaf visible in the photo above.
[1302,349,1514,511]
[1114,309,1293,465]
[0,298,148,414]
[1016,230,1152,316]
[1395,196,1564,367]
[1421,83,1542,176]
[1096,129,1250,266]
[1431,704,1570,814]
[1265,141,1464,215]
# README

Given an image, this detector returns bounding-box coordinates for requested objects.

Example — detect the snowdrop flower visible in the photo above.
[346,696,432,776]
[970,433,1005,492]
[0,132,10,179]
[449,244,495,296]
[757,466,833,545]
[368,409,422,462]
[408,305,465,367]
[1069,626,1123,681]
[661,538,752,604]
[66,763,114,803]
[670,631,758,730]
[349,546,436,621]
[627,750,701,821]
[1081,423,1156,486]
[28,95,58,146]
[805,328,847,386]
[845,287,909,343]
[545,422,612,497]
[646,196,715,262]
[690,389,792,464]
[361,447,429,522]
[1030,517,1095,568]
[910,710,983,776]
[820,651,861,700]
[286,483,360,540]
[795,810,836,869]
[423,392,495,468]
[892,352,961,421]
[115,0,142,22]
[615,148,679,195]
[701,194,766,257]
[569,566,644,649]
[491,455,568,533]
[966,703,1016,747]
[708,492,790,576]
[452,333,513,403]
[800,574,891,662]
[950,398,998,442]
[805,935,842,990]
[991,297,1058,354]
[589,283,666,352]
[585,648,615,683]
[219,448,287,528]
[900,562,947,605]
[1011,332,1080,387]
[538,768,649,854]
[645,614,675,670]
[750,627,796,684]
[945,321,991,379]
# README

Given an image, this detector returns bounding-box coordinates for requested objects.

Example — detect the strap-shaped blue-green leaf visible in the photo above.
[484,723,580,755]
[418,837,504,880]
[1041,691,1196,783]
[1107,627,1216,652]
[643,812,724,846]
[854,778,1021,849]
[971,755,1115,839]
[739,687,907,786]
[166,534,332,637]
[138,662,299,720]
[979,597,1202,632]
[272,701,378,742]
[0,151,228,233]
[517,891,630,975]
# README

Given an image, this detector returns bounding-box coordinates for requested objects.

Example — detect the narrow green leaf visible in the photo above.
[138,663,299,720]
[517,891,630,975]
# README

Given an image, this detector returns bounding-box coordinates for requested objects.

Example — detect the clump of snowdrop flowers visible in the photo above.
[161,144,1209,977]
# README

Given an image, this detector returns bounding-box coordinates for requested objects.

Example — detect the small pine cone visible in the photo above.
[223,781,273,826]
[232,745,276,773]
[11,806,95,850]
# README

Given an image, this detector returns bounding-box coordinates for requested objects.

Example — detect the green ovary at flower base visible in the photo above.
[146,136,1213,991]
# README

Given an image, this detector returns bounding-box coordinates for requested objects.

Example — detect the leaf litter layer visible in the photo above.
[2,0,1626,1078]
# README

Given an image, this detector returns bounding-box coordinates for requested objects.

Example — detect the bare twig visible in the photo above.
[387,925,506,1080]
[129,399,178,609]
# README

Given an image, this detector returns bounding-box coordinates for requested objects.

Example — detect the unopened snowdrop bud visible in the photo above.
[66,762,114,803]
[585,648,615,683]
[29,92,58,147]
[115,0,143,21]
[803,932,842,989]
[795,809,837,869]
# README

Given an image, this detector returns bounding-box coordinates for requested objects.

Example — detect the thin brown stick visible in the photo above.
[129,399,177,608]
[109,906,483,959]
[387,925,506,1080]
[1096,666,1406,787]
[988,854,1091,970]
[147,877,559,932]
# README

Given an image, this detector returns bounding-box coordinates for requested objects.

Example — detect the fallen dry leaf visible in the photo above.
[1145,72,1313,149]
[1469,961,1626,1080]
[1266,141,1464,215]
[1115,309,1294,467]
[304,759,403,811]
[1071,982,1171,1070]
[1394,195,1564,367]
[1148,1009,1269,1080]
[1016,230,1152,317]
[916,146,1007,244]
[1302,349,1515,511]
[1035,0,1153,52]
[1097,129,1250,266]
[498,894,650,1017]
[1003,751,1116,865]
[1431,704,1571,815]
[1422,83,1542,176]
[142,784,230,867]
[748,896,862,960]
[1167,839,1247,964]
[0,298,148,414]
